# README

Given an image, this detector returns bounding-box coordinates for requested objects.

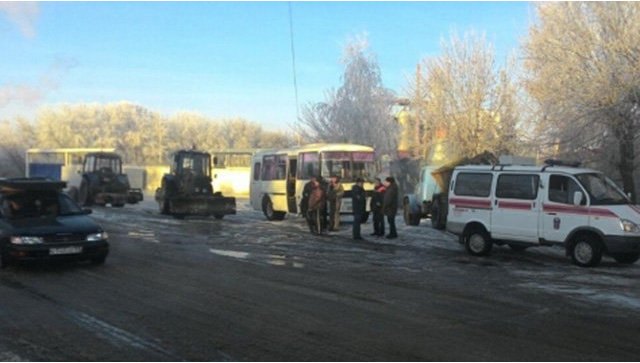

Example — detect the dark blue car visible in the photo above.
[0,179,109,268]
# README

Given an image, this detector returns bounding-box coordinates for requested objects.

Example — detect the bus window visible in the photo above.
[298,152,319,179]
[261,155,286,181]
[322,152,352,180]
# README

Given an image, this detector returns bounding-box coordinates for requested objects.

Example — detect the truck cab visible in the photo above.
[447,161,640,267]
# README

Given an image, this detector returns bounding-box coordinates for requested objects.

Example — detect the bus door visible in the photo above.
[287,158,297,213]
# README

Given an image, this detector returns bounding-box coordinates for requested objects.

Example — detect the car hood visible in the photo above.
[607,204,640,223]
[6,214,103,236]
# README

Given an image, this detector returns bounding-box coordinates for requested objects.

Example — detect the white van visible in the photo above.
[446,162,640,267]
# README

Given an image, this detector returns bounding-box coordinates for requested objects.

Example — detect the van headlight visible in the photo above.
[86,232,108,241]
[619,219,640,233]
[10,236,44,245]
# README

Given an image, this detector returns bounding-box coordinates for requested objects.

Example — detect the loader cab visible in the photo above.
[83,153,123,175]
[171,151,212,178]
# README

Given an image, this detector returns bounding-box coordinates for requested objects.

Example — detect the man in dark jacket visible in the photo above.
[383,176,398,239]
[351,178,366,240]
[370,178,386,237]
[301,176,316,233]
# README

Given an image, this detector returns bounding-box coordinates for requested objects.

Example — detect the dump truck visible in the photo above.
[403,151,498,229]
[68,152,143,207]
[155,149,236,219]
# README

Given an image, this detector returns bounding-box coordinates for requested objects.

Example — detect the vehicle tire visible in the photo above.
[79,180,92,206]
[262,196,285,221]
[403,199,420,226]
[112,203,125,208]
[214,214,224,220]
[361,212,369,224]
[91,255,106,265]
[463,227,492,256]
[570,234,603,267]
[431,196,446,230]
[612,252,640,265]
[508,243,528,252]
[0,251,10,269]
[159,199,170,215]
[173,214,185,220]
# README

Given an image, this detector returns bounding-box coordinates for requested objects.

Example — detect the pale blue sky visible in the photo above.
[0,1,532,129]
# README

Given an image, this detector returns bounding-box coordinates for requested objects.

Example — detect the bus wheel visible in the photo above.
[262,196,285,221]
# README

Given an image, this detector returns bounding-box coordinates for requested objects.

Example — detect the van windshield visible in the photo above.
[575,173,629,205]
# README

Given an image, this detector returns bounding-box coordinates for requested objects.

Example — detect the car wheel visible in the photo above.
[112,203,125,208]
[464,228,492,256]
[508,243,528,252]
[0,252,10,269]
[214,214,224,220]
[570,235,603,267]
[612,252,640,265]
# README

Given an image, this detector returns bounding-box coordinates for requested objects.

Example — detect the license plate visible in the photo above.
[341,199,353,213]
[49,246,83,255]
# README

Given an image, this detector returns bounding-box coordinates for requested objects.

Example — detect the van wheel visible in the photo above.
[403,199,420,226]
[464,228,492,256]
[262,197,285,221]
[612,252,640,265]
[570,235,602,267]
[431,197,446,230]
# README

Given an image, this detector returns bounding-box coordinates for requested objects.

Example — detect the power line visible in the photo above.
[288,2,300,121]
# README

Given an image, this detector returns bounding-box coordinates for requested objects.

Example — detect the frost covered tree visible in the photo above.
[409,31,521,161]
[298,35,398,156]
[523,2,640,201]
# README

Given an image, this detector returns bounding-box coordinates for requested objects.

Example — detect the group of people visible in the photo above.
[300,175,399,240]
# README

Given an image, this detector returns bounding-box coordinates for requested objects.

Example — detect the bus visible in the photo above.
[211,149,255,197]
[250,143,377,221]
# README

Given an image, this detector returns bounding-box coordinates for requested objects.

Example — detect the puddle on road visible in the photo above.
[208,249,304,268]
[519,281,640,311]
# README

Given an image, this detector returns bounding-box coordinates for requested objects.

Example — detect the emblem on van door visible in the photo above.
[553,217,561,230]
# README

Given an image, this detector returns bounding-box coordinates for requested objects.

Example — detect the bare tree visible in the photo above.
[409,31,521,161]
[298,35,398,156]
[523,2,640,201]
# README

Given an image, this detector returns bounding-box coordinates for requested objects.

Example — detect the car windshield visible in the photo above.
[575,173,629,205]
[0,192,84,219]
[321,151,376,182]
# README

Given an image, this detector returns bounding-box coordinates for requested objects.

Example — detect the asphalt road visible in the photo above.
[1,198,640,361]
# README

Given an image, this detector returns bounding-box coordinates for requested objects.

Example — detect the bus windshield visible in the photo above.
[576,173,630,205]
[321,151,375,182]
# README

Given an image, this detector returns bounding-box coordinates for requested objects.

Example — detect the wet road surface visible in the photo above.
[1,198,640,361]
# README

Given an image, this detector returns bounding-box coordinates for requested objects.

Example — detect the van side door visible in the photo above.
[491,173,541,242]
[447,172,493,235]
[542,174,589,243]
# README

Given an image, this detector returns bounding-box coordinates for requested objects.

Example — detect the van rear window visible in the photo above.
[454,173,492,197]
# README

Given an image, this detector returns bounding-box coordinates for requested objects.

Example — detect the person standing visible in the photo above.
[327,175,345,231]
[383,176,398,239]
[351,178,366,240]
[370,178,386,237]
[308,177,327,235]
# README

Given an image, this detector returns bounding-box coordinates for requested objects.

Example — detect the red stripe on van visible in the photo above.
[498,201,532,210]
[543,203,617,218]
[450,198,492,210]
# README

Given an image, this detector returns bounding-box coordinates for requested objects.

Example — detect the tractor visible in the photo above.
[155,149,236,219]
[69,152,143,207]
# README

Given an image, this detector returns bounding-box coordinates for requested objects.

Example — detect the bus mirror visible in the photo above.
[573,191,583,206]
